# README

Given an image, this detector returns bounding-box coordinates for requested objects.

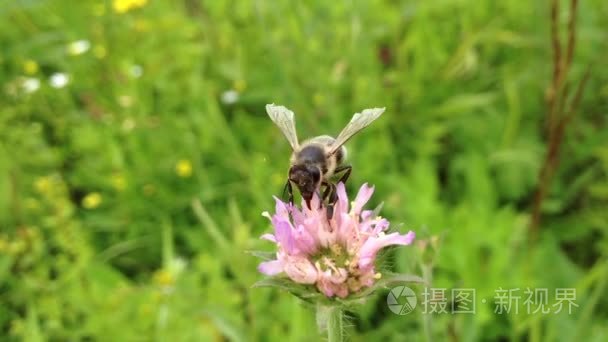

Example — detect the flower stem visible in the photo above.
[422,264,433,342]
[327,306,343,342]
[317,305,343,342]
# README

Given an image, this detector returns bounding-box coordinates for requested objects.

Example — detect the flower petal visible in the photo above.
[293,224,317,254]
[352,183,374,214]
[337,212,360,251]
[334,182,349,217]
[273,196,290,219]
[260,233,276,242]
[327,267,348,284]
[316,273,336,297]
[369,218,390,235]
[290,204,306,227]
[358,231,415,268]
[284,256,318,284]
[258,259,284,275]
[316,271,349,298]
[360,210,374,221]
[272,218,295,254]
[317,282,335,297]
[335,284,349,298]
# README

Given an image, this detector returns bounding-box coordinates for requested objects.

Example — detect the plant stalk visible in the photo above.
[317,305,344,342]
[422,264,433,342]
[327,306,343,342]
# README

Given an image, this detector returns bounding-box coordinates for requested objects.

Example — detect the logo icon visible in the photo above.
[387,286,417,315]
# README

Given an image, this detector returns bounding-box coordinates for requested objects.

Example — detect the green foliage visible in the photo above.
[1,0,607,340]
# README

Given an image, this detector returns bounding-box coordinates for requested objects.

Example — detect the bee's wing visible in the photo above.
[266,104,300,150]
[329,107,385,154]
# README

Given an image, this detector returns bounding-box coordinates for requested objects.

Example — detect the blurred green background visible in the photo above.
[1,0,607,341]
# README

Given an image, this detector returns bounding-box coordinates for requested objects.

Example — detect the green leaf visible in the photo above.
[246,250,276,261]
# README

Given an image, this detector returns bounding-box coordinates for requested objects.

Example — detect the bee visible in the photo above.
[266,104,385,216]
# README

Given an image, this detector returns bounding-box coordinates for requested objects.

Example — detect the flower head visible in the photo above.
[113,0,148,14]
[175,159,193,178]
[258,183,415,298]
[82,192,102,209]
[23,60,39,75]
[49,73,69,88]
[220,90,239,105]
[21,77,40,94]
[67,40,91,56]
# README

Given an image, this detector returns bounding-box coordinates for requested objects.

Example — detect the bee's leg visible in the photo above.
[283,180,294,204]
[315,182,328,209]
[334,165,352,185]
[326,183,338,219]
[321,182,332,201]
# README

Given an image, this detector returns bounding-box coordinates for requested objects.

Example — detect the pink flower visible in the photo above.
[258,183,415,298]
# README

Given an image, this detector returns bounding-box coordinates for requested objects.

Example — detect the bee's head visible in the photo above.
[289,164,321,209]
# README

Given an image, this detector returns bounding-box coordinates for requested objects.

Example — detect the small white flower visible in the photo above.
[221,90,239,104]
[170,257,187,275]
[118,95,133,108]
[122,118,136,132]
[129,65,143,78]
[67,40,91,55]
[49,73,69,88]
[21,77,41,93]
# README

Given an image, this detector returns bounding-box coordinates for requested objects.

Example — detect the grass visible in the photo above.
[0,0,607,340]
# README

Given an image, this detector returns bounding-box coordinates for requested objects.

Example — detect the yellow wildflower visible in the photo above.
[175,159,193,178]
[153,269,174,287]
[233,79,247,92]
[112,0,148,14]
[111,174,127,191]
[23,60,39,75]
[93,45,107,59]
[34,176,51,194]
[82,192,102,209]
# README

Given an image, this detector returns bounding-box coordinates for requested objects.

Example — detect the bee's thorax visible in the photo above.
[289,135,348,182]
